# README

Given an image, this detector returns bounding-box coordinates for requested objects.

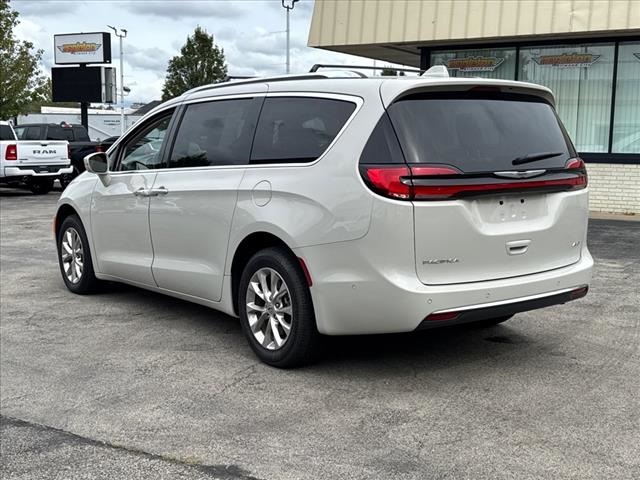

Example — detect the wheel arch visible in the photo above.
[54,203,80,238]
[230,231,300,316]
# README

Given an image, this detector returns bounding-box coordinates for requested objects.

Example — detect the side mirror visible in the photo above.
[84,152,110,186]
[84,152,109,174]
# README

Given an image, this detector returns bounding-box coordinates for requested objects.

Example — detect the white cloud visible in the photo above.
[10,0,407,104]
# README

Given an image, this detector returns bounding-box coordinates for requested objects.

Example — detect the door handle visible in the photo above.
[133,187,158,197]
[152,186,169,195]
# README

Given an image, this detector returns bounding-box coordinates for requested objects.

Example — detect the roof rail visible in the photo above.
[309,63,422,75]
[183,73,332,96]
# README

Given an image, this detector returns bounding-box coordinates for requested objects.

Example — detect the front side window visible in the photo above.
[169,98,261,168]
[117,112,173,171]
[251,97,356,164]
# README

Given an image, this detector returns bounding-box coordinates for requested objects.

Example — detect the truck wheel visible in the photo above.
[29,178,54,195]
[59,167,79,189]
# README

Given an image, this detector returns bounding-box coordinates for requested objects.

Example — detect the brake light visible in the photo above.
[5,144,17,161]
[95,145,103,153]
[364,166,412,199]
[361,159,587,201]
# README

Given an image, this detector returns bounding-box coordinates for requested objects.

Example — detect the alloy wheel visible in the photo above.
[245,267,293,350]
[61,227,84,284]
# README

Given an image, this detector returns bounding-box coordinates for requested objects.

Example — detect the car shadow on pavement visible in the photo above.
[90,281,536,371]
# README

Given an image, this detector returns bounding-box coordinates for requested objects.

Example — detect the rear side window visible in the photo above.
[72,126,90,141]
[251,97,356,164]
[170,98,261,168]
[387,93,574,173]
[0,125,15,141]
[46,126,68,141]
[24,127,41,140]
[359,113,405,164]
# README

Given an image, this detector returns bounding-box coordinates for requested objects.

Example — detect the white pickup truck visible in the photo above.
[0,121,72,194]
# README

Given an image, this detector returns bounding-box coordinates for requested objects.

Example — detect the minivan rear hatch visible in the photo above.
[364,87,588,285]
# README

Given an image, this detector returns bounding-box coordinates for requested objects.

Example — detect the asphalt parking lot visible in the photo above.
[1,189,638,480]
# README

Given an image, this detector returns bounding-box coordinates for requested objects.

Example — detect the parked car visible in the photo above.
[54,67,593,367]
[1,120,71,194]
[13,122,102,188]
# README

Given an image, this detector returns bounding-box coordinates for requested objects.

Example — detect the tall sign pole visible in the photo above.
[281,0,299,74]
[108,26,127,134]
[52,32,112,132]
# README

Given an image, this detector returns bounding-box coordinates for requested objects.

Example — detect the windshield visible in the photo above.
[387,92,575,173]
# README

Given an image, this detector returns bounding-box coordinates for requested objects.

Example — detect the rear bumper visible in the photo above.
[296,241,593,335]
[3,165,73,178]
[416,285,588,330]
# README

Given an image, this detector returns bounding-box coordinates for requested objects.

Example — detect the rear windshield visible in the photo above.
[0,125,15,141]
[387,93,574,172]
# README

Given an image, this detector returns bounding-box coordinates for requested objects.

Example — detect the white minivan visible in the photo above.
[55,68,592,367]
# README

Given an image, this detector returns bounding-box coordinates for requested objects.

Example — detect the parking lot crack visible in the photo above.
[0,415,264,480]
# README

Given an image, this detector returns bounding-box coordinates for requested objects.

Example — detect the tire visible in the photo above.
[28,178,54,195]
[57,214,100,294]
[238,247,320,368]
[59,166,79,190]
[473,315,514,328]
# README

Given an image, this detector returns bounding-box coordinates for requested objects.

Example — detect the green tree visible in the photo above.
[0,0,50,119]
[380,67,406,77]
[161,26,227,100]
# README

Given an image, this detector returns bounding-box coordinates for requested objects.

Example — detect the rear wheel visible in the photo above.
[238,247,320,368]
[59,166,79,189]
[28,178,54,195]
[57,214,100,294]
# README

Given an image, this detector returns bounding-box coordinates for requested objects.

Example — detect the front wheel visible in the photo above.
[238,247,320,368]
[57,214,100,294]
[28,178,54,195]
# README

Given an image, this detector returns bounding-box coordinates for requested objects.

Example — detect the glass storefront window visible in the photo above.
[431,47,516,80]
[519,44,615,153]
[612,42,640,154]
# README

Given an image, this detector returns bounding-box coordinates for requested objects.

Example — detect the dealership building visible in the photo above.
[309,0,640,214]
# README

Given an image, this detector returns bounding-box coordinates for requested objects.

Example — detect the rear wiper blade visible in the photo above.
[512,152,563,166]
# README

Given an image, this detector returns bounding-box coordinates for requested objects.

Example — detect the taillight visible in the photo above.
[5,144,17,161]
[363,166,412,199]
[95,145,103,153]
[361,158,587,201]
[564,157,588,188]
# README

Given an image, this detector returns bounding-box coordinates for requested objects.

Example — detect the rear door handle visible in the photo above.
[133,187,158,197]
[152,186,169,195]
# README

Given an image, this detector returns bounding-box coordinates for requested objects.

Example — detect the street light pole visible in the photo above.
[281,0,299,74]
[108,25,127,134]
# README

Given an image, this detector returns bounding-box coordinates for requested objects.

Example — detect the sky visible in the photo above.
[11,0,389,105]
